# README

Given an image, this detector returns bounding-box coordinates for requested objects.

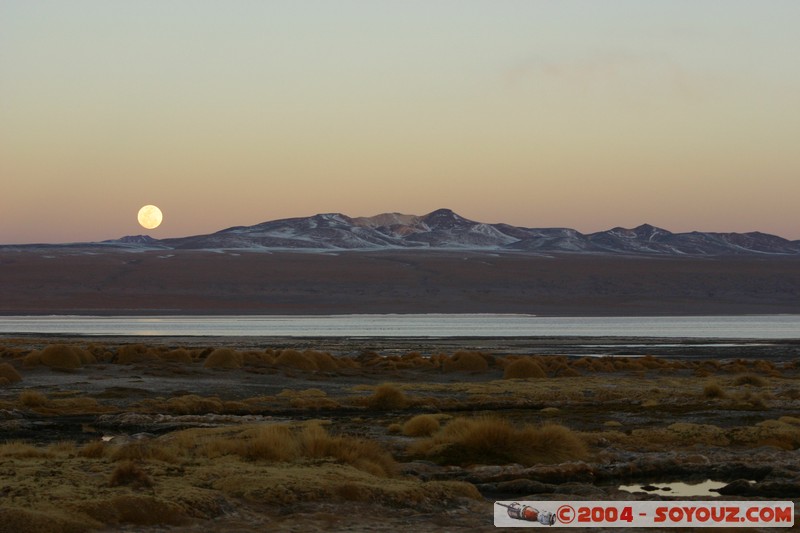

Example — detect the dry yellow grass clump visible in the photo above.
[503,357,546,379]
[304,349,340,371]
[159,347,194,363]
[605,418,800,451]
[116,344,158,364]
[402,414,441,437]
[365,383,409,410]
[108,460,154,488]
[18,389,48,407]
[274,349,318,371]
[442,351,489,373]
[203,348,243,369]
[703,381,726,399]
[0,362,22,384]
[109,440,179,464]
[23,343,95,370]
[409,416,587,467]
[276,388,342,409]
[187,422,397,477]
[0,441,52,459]
[15,389,110,415]
[165,394,224,414]
[734,373,768,387]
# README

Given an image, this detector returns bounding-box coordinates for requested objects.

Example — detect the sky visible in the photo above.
[1,1,799,244]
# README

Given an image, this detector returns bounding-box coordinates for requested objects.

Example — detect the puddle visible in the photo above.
[618,479,729,497]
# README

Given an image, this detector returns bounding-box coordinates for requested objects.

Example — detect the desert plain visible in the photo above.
[1,334,799,532]
[1,249,800,315]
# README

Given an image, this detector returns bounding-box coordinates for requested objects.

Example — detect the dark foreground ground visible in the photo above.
[1,335,799,531]
[2,249,800,315]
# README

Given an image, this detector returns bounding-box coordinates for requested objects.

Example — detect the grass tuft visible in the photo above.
[19,389,48,407]
[0,362,22,384]
[402,414,441,437]
[365,383,408,410]
[108,460,154,489]
[30,344,87,370]
[0,441,52,458]
[275,349,318,372]
[703,381,726,399]
[409,416,587,467]
[159,348,193,363]
[733,373,768,387]
[202,348,243,369]
[116,344,157,364]
[503,358,546,379]
[110,441,179,463]
[442,351,489,373]
[78,440,107,458]
[79,495,188,527]
[165,394,223,414]
[298,423,396,477]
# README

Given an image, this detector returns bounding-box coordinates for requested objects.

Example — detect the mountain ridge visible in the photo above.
[6,208,800,256]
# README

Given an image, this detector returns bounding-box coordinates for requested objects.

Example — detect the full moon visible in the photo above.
[137,205,163,230]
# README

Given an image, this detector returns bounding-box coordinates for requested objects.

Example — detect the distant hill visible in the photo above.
[3,210,800,315]
[8,208,800,256]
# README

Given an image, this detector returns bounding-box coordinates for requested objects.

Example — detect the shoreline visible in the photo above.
[4,334,800,359]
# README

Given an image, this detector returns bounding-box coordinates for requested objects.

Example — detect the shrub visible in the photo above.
[165,394,223,414]
[0,441,51,458]
[365,384,408,410]
[402,415,440,437]
[19,389,48,407]
[503,358,546,379]
[278,388,341,409]
[78,495,188,527]
[202,348,243,369]
[169,422,398,479]
[0,362,22,384]
[242,350,272,365]
[442,351,489,373]
[116,344,156,364]
[703,381,726,399]
[79,440,107,458]
[739,391,769,409]
[305,350,339,372]
[160,348,193,363]
[409,416,587,467]
[0,508,94,532]
[752,360,776,373]
[110,440,178,463]
[298,423,396,477]
[109,460,153,488]
[275,349,318,372]
[76,346,96,364]
[206,424,300,462]
[558,365,582,377]
[34,344,83,370]
[524,423,589,463]
[734,374,768,387]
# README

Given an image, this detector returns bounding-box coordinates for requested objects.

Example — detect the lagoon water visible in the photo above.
[0,314,798,338]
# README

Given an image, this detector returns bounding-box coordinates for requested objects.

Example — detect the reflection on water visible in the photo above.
[618,479,727,497]
[0,314,799,338]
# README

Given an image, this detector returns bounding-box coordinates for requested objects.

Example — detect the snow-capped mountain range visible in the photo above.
[90,208,798,256]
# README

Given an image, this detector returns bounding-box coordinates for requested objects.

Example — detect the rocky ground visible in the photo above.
[1,336,799,531]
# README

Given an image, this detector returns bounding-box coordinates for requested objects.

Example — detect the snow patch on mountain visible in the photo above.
[8,209,798,256]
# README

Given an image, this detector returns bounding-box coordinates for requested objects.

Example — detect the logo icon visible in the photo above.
[496,502,557,526]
